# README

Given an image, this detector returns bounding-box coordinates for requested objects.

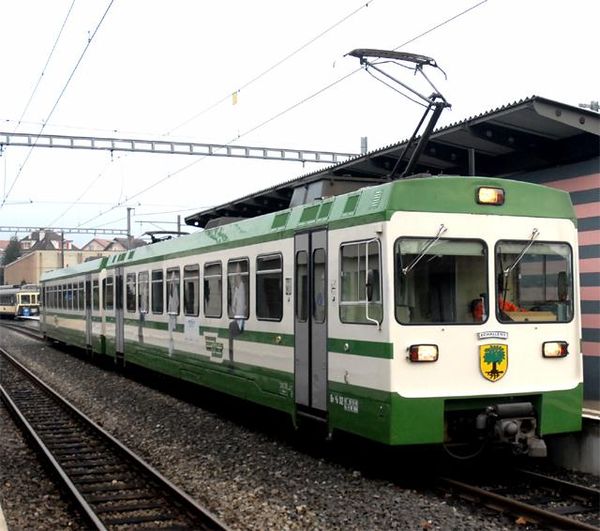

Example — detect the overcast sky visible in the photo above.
[0,0,598,246]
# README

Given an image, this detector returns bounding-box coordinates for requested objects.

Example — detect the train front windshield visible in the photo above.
[496,241,573,323]
[394,238,487,324]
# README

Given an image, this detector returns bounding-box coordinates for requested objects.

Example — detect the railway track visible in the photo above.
[3,320,598,529]
[0,346,228,530]
[438,468,600,530]
[0,319,43,341]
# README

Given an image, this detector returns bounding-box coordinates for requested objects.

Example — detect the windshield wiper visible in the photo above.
[402,224,447,275]
[503,228,540,276]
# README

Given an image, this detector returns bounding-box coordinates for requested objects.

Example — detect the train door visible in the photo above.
[115,267,125,360]
[85,275,92,350]
[294,229,328,415]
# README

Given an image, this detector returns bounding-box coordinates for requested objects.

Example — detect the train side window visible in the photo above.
[256,254,283,321]
[296,251,308,322]
[151,269,164,314]
[138,272,149,314]
[92,280,99,311]
[339,240,382,325]
[204,262,222,318]
[228,258,249,319]
[72,283,79,311]
[167,268,180,315]
[78,282,84,310]
[67,283,73,311]
[104,276,114,310]
[313,248,326,324]
[184,265,200,316]
[126,273,137,313]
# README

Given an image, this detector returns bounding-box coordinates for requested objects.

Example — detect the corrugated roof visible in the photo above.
[186,96,600,228]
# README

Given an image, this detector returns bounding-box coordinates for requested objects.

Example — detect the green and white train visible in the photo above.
[40,176,583,456]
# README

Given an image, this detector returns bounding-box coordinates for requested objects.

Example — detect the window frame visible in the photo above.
[78,281,84,311]
[166,267,181,316]
[494,239,574,325]
[126,273,137,313]
[138,271,149,314]
[227,258,250,320]
[92,279,100,311]
[295,250,309,323]
[183,264,200,317]
[393,236,489,326]
[151,269,164,314]
[203,261,223,318]
[339,238,383,326]
[104,276,114,311]
[256,253,283,322]
[312,248,327,324]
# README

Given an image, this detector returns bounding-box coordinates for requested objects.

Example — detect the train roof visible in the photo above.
[40,175,575,281]
[0,286,39,295]
[41,256,108,282]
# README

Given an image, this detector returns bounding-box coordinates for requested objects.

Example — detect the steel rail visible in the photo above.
[438,476,599,530]
[0,321,43,341]
[0,346,229,530]
[516,468,600,501]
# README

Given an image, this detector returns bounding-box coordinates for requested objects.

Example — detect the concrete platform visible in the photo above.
[547,401,600,475]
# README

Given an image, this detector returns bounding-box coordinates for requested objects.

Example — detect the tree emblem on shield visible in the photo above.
[479,343,508,382]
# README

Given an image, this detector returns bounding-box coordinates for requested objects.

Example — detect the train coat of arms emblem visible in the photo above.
[479,343,508,382]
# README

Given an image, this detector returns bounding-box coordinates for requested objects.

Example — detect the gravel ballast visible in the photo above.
[0,327,594,530]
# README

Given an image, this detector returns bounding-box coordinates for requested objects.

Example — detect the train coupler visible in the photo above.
[475,402,547,457]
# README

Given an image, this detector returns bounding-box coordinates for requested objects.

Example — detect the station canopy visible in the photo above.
[185,96,600,229]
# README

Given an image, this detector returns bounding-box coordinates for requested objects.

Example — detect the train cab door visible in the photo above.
[85,275,92,351]
[294,229,328,416]
[115,267,125,361]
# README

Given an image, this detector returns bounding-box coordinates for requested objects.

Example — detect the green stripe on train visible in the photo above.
[327,381,583,444]
[119,318,392,358]
[44,325,583,445]
[122,338,295,414]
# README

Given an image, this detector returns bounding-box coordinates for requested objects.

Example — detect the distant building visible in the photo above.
[4,249,113,285]
[3,234,147,285]
[19,230,76,251]
[0,239,10,284]
[0,239,10,264]
[104,237,147,251]
[80,238,112,252]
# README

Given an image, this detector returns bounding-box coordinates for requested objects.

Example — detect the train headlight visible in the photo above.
[477,186,505,205]
[408,344,438,362]
[542,341,569,358]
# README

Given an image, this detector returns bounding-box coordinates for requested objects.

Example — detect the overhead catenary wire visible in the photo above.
[1,0,115,210]
[47,152,123,227]
[75,0,490,230]
[12,0,77,133]
[164,0,376,136]
[3,1,76,209]
[76,0,488,230]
